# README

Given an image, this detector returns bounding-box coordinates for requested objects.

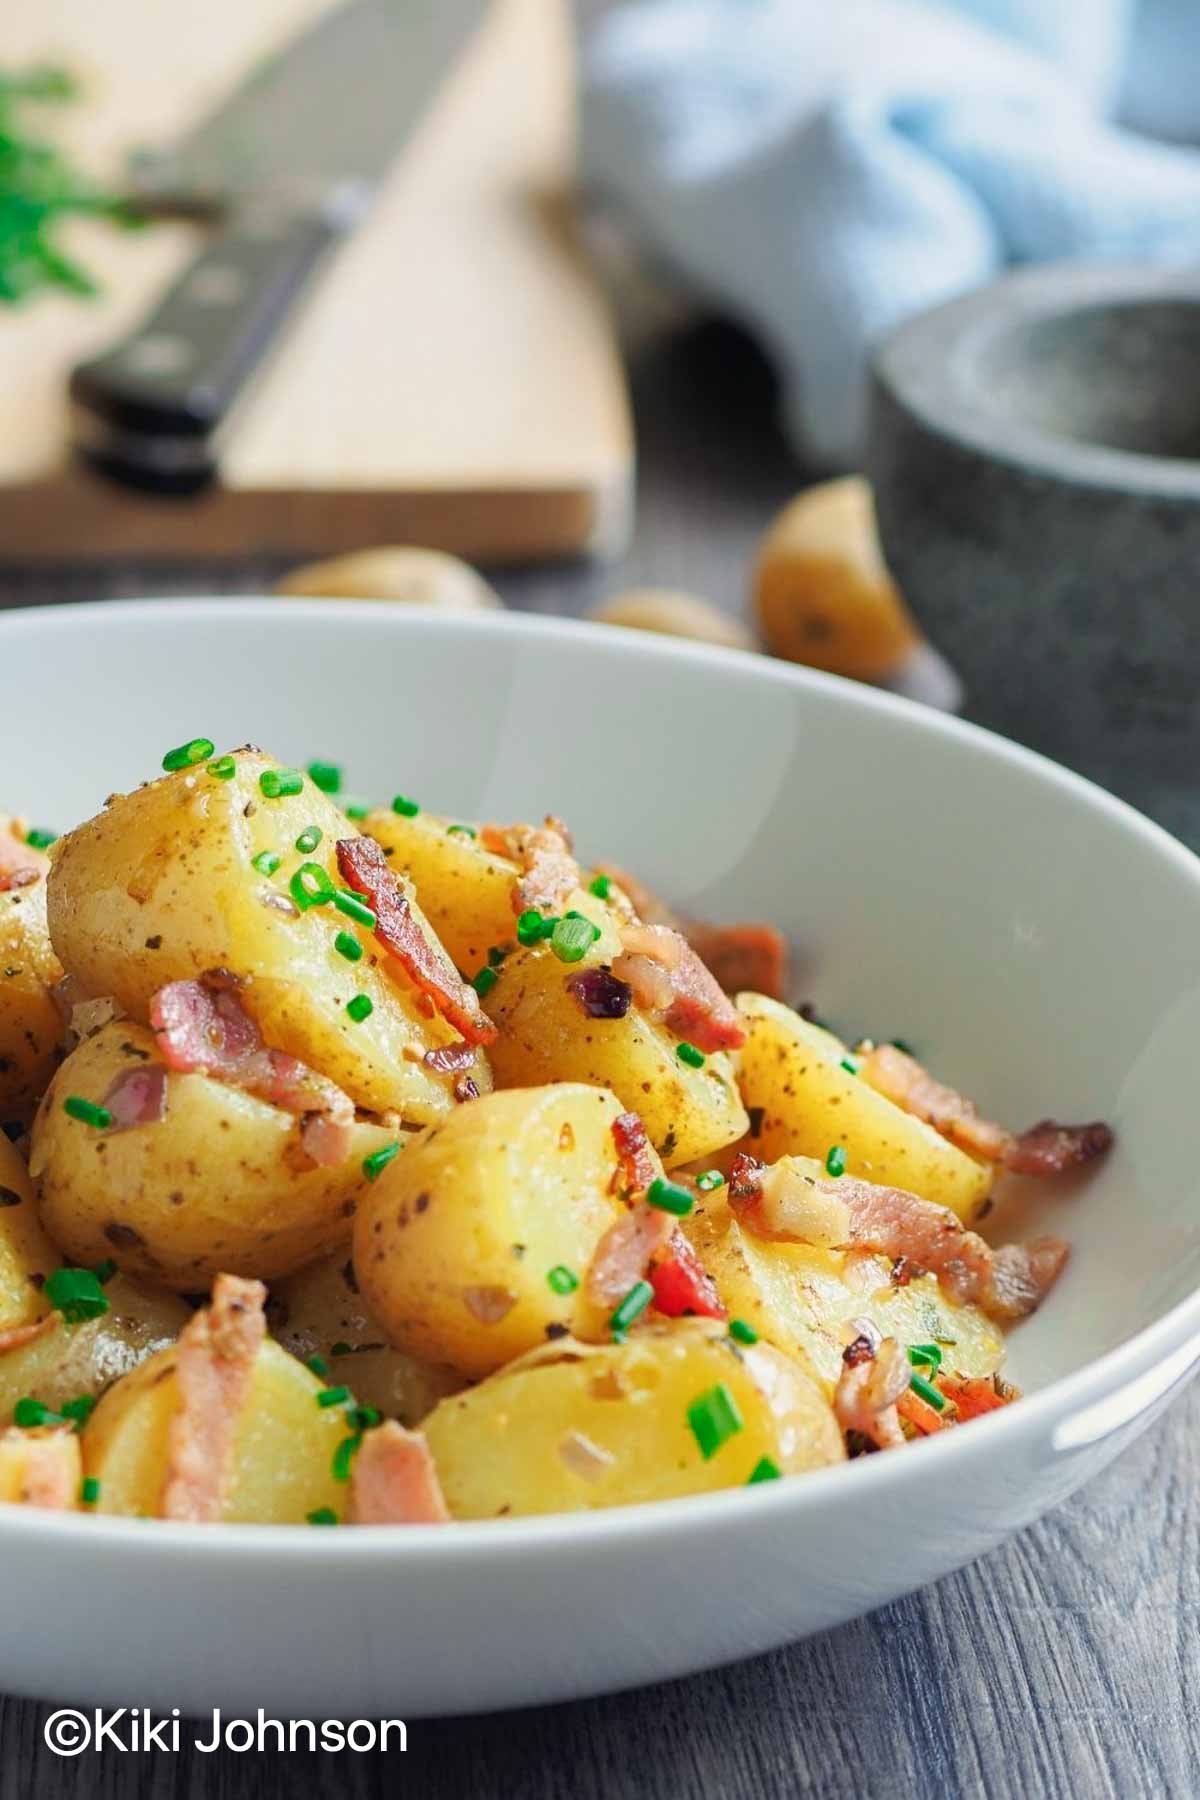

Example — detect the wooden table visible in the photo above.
[3,322,1195,1800]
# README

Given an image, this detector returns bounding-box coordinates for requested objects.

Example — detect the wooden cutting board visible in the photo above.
[0,0,633,563]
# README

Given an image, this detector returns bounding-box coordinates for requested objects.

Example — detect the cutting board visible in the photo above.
[0,0,633,563]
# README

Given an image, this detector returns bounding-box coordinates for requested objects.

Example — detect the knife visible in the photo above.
[69,0,487,494]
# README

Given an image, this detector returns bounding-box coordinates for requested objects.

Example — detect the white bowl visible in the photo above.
[2,597,1198,1719]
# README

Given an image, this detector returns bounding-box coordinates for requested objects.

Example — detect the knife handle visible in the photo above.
[69,210,336,494]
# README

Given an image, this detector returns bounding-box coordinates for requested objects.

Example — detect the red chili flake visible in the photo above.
[611,1111,657,1195]
[648,1231,726,1320]
[842,1334,876,1368]
[728,1151,765,1201]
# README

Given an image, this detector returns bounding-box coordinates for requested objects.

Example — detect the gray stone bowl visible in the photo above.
[867,263,1200,846]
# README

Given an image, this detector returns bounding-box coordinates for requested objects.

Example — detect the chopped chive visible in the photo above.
[14,1397,57,1427]
[162,738,214,773]
[471,965,498,998]
[316,1385,351,1410]
[63,1096,112,1131]
[45,1267,109,1324]
[259,767,304,800]
[676,1041,706,1069]
[344,802,370,822]
[447,824,477,839]
[546,1264,578,1296]
[307,1506,339,1525]
[334,931,363,963]
[346,1404,381,1433]
[646,1177,694,1217]
[206,755,236,781]
[516,909,544,946]
[60,1395,96,1427]
[295,825,322,854]
[891,1037,915,1056]
[331,1433,364,1482]
[346,994,373,1023]
[747,1456,781,1484]
[825,1144,847,1178]
[840,1056,860,1076]
[728,1318,758,1346]
[549,915,599,964]
[908,1371,947,1412]
[487,944,511,968]
[588,873,612,900]
[290,862,335,911]
[251,849,281,877]
[24,827,57,851]
[307,762,342,795]
[392,795,420,818]
[330,1341,353,1357]
[80,1476,101,1506]
[695,1170,725,1193]
[92,1259,116,1286]
[537,915,561,940]
[687,1383,745,1460]
[908,1344,944,1374]
[610,1279,653,1334]
[333,889,376,930]
[306,1354,331,1380]
[362,1142,401,1183]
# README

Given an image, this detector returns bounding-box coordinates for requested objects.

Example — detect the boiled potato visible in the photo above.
[364,806,520,978]
[682,1188,1003,1386]
[355,1085,640,1379]
[424,1321,844,1518]
[0,1131,58,1333]
[0,849,64,1130]
[0,1274,188,1424]
[486,933,748,1165]
[46,750,486,1122]
[30,1021,397,1289]
[754,477,918,681]
[735,994,993,1218]
[83,1337,348,1521]
[276,546,503,609]
[270,1251,461,1424]
[591,588,756,652]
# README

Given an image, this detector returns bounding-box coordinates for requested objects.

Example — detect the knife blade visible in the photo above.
[69,0,487,494]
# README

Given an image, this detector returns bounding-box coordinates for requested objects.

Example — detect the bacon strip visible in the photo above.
[937,1374,1017,1422]
[729,1165,1068,1322]
[3,1428,81,1509]
[611,1111,657,1196]
[613,924,745,1054]
[0,825,46,894]
[648,1231,726,1320]
[1005,1119,1114,1177]
[149,979,355,1168]
[896,1387,949,1436]
[336,837,495,1047]
[162,1274,266,1524]
[585,1201,674,1309]
[593,863,789,1000]
[103,1063,168,1132]
[348,1421,449,1524]
[834,1334,909,1450]
[482,816,581,916]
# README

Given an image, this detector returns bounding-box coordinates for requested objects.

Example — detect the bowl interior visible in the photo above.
[5,598,1200,1399]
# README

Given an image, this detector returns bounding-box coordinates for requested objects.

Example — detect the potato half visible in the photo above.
[0,1132,58,1333]
[0,1274,189,1424]
[423,1321,844,1518]
[0,866,63,1130]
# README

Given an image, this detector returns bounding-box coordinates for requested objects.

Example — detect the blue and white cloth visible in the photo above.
[582,0,1200,466]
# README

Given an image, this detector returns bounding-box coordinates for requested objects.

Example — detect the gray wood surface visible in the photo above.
[1,321,1193,1800]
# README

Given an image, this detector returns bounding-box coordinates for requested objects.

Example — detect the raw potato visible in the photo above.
[0,1274,189,1424]
[30,1021,397,1289]
[423,1321,845,1518]
[275,547,503,610]
[0,1131,58,1333]
[354,1085,638,1380]
[0,1427,79,1506]
[735,994,993,1218]
[46,750,488,1121]
[591,588,756,652]
[485,932,748,1166]
[682,1190,1003,1386]
[83,1337,349,1521]
[270,1252,461,1425]
[364,806,520,977]
[0,862,63,1130]
[754,476,919,682]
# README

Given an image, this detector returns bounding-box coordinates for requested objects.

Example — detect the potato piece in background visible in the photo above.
[0,1131,58,1333]
[0,853,64,1132]
[275,546,503,609]
[424,1321,844,1518]
[754,476,918,682]
[355,1084,641,1380]
[83,1337,349,1522]
[0,1274,188,1424]
[30,1021,398,1290]
[735,993,993,1219]
[46,750,483,1123]
[591,588,756,652]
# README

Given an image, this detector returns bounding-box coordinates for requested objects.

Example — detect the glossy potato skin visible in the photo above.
[0,872,63,1131]
[682,1189,1003,1386]
[269,1251,462,1425]
[83,1338,349,1521]
[423,1322,845,1518]
[485,935,748,1166]
[364,807,520,979]
[734,994,993,1218]
[0,1132,59,1333]
[30,1021,397,1289]
[46,752,485,1122]
[0,1273,189,1424]
[355,1085,639,1380]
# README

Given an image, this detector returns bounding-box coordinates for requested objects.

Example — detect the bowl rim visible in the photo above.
[871,260,1200,502]
[2,594,1199,1563]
